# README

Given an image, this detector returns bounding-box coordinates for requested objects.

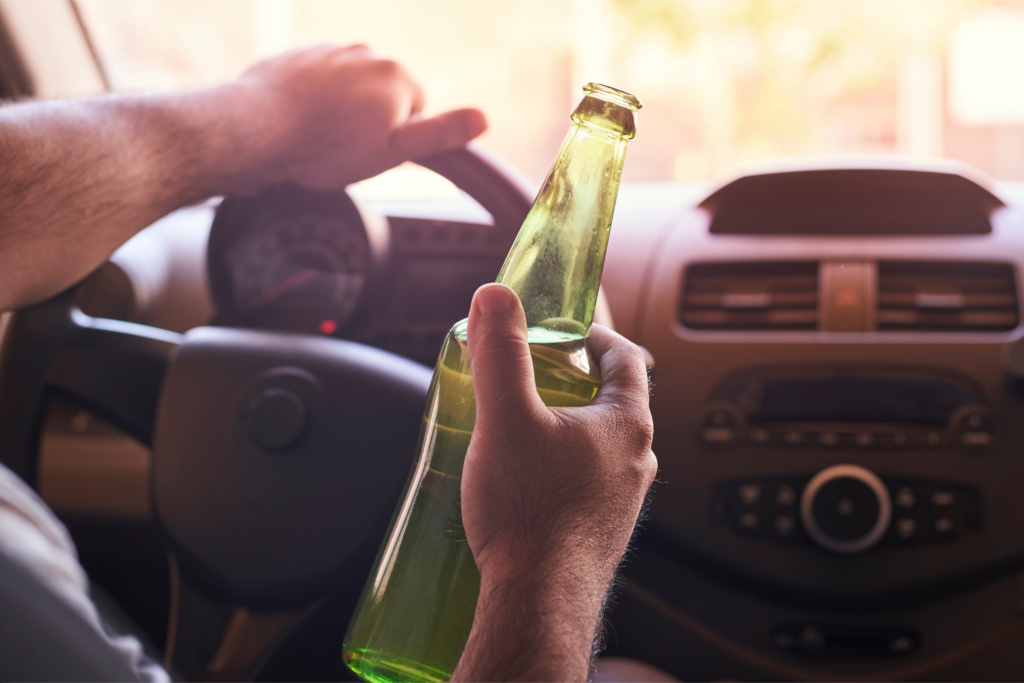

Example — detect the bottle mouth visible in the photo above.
[584,83,642,111]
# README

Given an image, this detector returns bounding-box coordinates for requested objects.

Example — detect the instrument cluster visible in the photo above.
[206,184,509,366]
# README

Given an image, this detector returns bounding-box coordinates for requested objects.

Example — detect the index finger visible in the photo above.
[587,324,650,411]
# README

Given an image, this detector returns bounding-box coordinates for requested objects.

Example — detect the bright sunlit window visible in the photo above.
[77,0,1024,183]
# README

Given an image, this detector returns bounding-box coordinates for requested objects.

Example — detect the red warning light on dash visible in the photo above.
[319,319,338,335]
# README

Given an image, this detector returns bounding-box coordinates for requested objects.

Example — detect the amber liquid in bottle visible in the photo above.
[343,83,641,683]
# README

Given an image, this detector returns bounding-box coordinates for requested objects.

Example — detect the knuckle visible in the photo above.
[622,343,649,381]
[621,450,655,489]
[634,411,655,448]
[601,340,646,379]
[372,58,402,78]
[644,450,659,484]
[598,403,653,452]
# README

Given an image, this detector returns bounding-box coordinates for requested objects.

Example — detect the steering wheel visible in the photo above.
[0,145,534,678]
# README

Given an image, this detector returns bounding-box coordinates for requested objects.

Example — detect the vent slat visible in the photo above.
[878,292,1017,308]
[876,276,1014,291]
[680,262,819,331]
[877,261,1019,332]
[685,291,818,308]
[685,275,818,290]
[682,310,818,328]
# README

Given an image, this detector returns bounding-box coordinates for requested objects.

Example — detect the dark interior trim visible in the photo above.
[700,168,1004,236]
[0,3,34,98]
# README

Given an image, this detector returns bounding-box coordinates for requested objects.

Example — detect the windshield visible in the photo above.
[77,0,1024,184]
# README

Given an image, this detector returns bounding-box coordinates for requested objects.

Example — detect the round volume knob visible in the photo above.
[800,464,892,554]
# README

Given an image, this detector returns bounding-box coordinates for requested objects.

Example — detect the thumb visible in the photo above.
[467,284,545,421]
[390,108,488,162]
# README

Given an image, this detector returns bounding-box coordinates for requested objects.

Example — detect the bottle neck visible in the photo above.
[496,122,629,340]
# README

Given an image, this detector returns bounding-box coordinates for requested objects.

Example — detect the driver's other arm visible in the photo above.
[0,44,486,313]
[454,284,658,682]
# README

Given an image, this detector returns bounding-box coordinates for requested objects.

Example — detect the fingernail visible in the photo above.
[476,284,516,313]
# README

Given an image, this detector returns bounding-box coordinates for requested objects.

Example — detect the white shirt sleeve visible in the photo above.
[0,463,169,682]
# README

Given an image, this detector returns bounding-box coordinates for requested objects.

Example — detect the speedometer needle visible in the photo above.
[247,267,320,310]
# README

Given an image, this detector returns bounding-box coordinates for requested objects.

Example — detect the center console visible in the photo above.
[695,368,992,555]
[600,163,1024,678]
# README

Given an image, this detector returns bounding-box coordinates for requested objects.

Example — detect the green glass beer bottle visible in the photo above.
[343,83,641,683]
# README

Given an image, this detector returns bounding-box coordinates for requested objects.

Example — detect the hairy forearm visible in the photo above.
[0,85,264,311]
[0,46,489,313]
[452,564,613,683]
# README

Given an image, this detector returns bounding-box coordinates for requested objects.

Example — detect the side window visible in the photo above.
[0,11,32,98]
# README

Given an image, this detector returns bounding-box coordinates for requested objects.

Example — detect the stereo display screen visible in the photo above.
[727,374,979,424]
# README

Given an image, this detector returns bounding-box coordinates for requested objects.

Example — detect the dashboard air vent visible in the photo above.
[681,261,819,331]
[877,261,1019,332]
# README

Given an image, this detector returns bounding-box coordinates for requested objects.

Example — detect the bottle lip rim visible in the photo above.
[583,82,643,110]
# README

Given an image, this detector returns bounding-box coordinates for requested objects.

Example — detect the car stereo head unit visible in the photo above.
[695,369,999,455]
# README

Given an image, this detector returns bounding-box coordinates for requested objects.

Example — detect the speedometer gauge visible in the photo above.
[229,213,371,334]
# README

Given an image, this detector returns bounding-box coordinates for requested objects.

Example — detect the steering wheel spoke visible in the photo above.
[0,290,180,484]
[48,310,181,446]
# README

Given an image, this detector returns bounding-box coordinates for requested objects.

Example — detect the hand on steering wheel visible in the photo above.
[228,44,487,192]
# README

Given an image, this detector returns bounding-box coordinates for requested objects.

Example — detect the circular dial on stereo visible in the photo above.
[800,464,892,554]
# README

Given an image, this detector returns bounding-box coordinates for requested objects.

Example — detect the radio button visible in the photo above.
[775,515,797,537]
[697,402,745,450]
[961,431,993,447]
[818,432,840,446]
[905,431,943,448]
[739,484,762,506]
[854,432,875,447]
[895,487,916,508]
[702,427,735,444]
[707,410,731,427]
[949,405,999,455]
[895,517,918,539]
[931,516,956,542]
[784,430,804,445]
[749,428,771,444]
[931,490,955,507]
[776,484,797,507]
[737,512,760,536]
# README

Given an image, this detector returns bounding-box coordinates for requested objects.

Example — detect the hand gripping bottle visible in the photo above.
[343,83,641,683]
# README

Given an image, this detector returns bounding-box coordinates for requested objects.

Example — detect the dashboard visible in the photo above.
[62,156,1024,680]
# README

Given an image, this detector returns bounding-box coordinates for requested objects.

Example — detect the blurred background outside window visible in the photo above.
[75,0,1024,185]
